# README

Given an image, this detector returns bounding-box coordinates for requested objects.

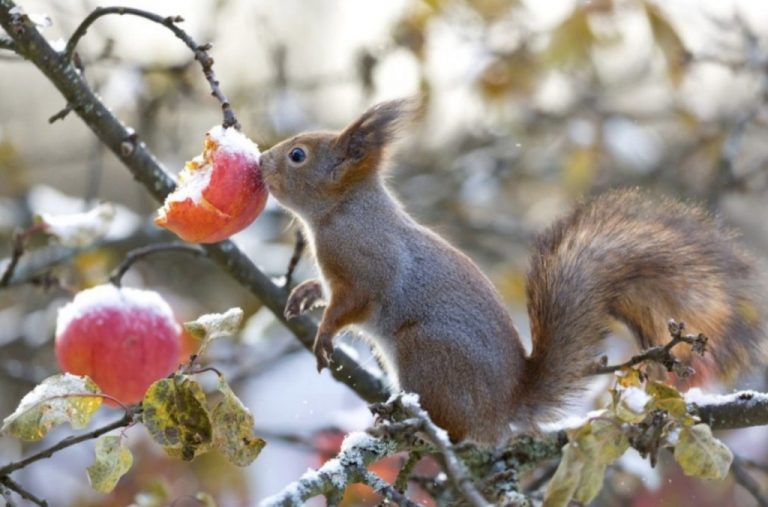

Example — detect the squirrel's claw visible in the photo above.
[313,333,333,372]
[285,280,324,320]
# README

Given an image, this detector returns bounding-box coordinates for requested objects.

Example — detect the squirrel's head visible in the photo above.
[259,98,417,219]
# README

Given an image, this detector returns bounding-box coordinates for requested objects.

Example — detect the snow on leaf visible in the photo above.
[674,423,733,480]
[615,386,650,423]
[87,435,133,493]
[211,378,265,467]
[184,307,244,351]
[142,375,212,461]
[38,202,115,248]
[1,373,102,441]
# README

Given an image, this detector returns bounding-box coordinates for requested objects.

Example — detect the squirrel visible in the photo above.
[258,98,767,443]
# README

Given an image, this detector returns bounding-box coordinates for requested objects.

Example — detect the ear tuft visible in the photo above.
[339,97,420,161]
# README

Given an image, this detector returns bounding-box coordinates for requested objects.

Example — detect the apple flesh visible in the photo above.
[155,126,267,243]
[55,284,181,405]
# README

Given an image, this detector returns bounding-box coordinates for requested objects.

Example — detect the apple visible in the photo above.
[55,284,181,405]
[155,126,267,243]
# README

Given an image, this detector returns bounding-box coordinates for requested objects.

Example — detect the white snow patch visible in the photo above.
[208,125,260,161]
[339,431,377,453]
[164,158,213,206]
[621,386,651,414]
[56,284,178,335]
[39,202,115,248]
[685,388,766,407]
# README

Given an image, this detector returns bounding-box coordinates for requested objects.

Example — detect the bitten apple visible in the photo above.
[155,126,267,243]
[55,284,181,404]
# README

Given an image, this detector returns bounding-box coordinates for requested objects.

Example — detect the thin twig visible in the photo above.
[48,103,73,124]
[63,6,239,129]
[0,476,47,506]
[394,450,423,493]
[284,228,306,288]
[359,468,421,507]
[593,320,707,376]
[0,408,137,477]
[108,242,205,286]
[0,224,42,289]
[397,396,491,507]
[732,456,768,507]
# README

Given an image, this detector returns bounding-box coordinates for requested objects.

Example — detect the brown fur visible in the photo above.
[259,99,768,443]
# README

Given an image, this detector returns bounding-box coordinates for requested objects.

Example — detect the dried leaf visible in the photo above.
[1,374,102,441]
[87,435,133,493]
[142,375,212,461]
[645,4,687,86]
[212,378,265,466]
[674,423,733,479]
[184,307,244,345]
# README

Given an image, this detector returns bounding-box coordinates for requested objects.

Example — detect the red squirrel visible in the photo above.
[258,99,767,443]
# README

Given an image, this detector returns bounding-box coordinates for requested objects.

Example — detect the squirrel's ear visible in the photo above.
[331,98,419,183]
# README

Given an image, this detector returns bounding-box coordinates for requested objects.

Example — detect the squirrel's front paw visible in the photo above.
[312,333,334,372]
[285,279,324,320]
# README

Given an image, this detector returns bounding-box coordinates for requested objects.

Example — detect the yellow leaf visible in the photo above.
[142,375,212,461]
[674,424,733,480]
[212,378,266,467]
[1,374,102,441]
[87,435,133,493]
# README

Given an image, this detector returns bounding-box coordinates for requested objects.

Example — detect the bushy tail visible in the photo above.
[516,189,767,421]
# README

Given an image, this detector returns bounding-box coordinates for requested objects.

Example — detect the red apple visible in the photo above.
[55,284,181,405]
[155,126,267,243]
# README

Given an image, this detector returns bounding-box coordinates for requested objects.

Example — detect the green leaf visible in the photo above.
[674,423,733,479]
[194,492,218,507]
[590,419,630,464]
[212,378,265,466]
[543,441,583,507]
[184,308,244,354]
[87,435,133,493]
[142,375,212,461]
[1,373,102,441]
[647,381,688,417]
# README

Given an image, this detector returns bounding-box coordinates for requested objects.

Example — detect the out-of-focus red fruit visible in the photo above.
[55,284,181,405]
[155,126,267,244]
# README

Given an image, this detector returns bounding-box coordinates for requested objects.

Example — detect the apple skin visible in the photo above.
[55,285,181,405]
[155,128,267,244]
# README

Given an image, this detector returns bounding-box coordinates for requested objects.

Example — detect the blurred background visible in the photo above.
[1,0,768,505]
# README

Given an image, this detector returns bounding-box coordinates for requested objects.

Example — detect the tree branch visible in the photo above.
[593,320,707,377]
[108,241,205,286]
[63,6,239,129]
[0,408,138,478]
[0,476,47,506]
[0,0,389,406]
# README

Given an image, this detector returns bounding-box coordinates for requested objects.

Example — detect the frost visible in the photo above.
[38,202,115,248]
[56,284,178,336]
[339,431,377,452]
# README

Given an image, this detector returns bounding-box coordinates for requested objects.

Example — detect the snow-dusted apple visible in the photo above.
[155,126,267,243]
[55,284,181,405]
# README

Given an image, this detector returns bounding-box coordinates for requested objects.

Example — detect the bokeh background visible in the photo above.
[1,0,768,505]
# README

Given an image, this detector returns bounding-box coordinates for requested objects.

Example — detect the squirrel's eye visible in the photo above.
[288,147,306,164]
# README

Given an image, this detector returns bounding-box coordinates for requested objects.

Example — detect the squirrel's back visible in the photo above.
[517,189,768,423]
